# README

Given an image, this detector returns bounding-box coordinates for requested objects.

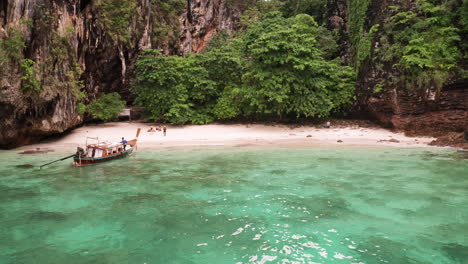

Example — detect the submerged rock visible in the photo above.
[0,185,38,199]
[15,164,34,168]
[18,148,54,154]
[28,211,67,221]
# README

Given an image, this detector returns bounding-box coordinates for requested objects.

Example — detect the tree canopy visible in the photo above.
[87,93,126,121]
[133,12,355,124]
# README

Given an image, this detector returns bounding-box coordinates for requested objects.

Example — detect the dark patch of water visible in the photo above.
[114,193,165,207]
[270,169,287,175]
[442,243,468,263]
[0,185,38,200]
[27,211,67,221]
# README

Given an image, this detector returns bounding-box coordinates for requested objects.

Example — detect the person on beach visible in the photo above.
[121,137,128,150]
[163,126,167,136]
[325,121,331,128]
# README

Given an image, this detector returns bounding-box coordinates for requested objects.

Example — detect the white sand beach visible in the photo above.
[19,122,437,151]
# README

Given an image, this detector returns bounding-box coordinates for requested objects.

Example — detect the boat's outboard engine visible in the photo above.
[76,147,85,158]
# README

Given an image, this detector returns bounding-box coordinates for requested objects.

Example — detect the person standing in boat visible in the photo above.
[121,137,128,150]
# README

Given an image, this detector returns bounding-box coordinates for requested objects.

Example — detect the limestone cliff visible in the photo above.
[180,0,241,54]
[1,0,466,149]
[0,0,242,148]
[326,0,467,134]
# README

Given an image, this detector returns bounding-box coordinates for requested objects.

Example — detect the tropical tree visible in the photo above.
[240,12,355,118]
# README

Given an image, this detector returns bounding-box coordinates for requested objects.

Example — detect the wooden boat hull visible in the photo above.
[72,147,133,167]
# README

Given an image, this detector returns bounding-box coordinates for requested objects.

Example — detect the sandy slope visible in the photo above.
[19,122,437,151]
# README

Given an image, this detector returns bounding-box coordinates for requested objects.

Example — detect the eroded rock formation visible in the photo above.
[327,0,467,135]
[0,0,242,148]
[367,81,468,133]
[0,0,465,148]
[1,0,85,148]
[180,0,241,54]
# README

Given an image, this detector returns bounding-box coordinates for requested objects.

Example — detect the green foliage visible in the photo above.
[134,51,188,123]
[390,11,417,25]
[374,0,462,91]
[347,0,371,69]
[279,0,327,23]
[34,3,57,33]
[20,59,41,92]
[461,0,468,30]
[28,4,86,97]
[237,0,327,25]
[87,93,126,121]
[241,12,355,118]
[1,27,26,63]
[206,30,230,51]
[150,0,185,46]
[356,24,379,69]
[66,63,85,99]
[40,27,84,97]
[0,25,26,77]
[95,0,185,47]
[315,26,339,60]
[238,0,284,30]
[133,12,355,124]
[50,27,74,65]
[77,102,87,115]
[133,29,246,124]
[0,45,6,70]
[133,50,234,124]
[373,82,385,94]
[199,39,245,120]
[94,0,137,43]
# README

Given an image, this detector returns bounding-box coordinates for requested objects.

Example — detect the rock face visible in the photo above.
[1,0,465,149]
[325,0,348,63]
[0,0,85,148]
[327,0,467,134]
[179,0,241,54]
[367,80,468,133]
[0,0,242,148]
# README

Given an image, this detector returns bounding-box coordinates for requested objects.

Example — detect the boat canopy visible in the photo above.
[86,147,104,158]
[85,142,128,158]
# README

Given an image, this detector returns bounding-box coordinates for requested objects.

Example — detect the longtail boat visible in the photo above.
[72,128,141,167]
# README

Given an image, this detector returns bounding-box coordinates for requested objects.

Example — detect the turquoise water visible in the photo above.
[0,146,467,264]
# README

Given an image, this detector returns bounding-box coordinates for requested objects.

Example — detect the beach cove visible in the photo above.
[1,0,466,262]
[17,122,437,152]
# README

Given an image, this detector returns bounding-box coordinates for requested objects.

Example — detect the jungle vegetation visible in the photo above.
[1,0,464,124]
[133,0,465,124]
[133,11,355,124]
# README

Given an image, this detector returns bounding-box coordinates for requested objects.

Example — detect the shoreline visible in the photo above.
[13,122,440,152]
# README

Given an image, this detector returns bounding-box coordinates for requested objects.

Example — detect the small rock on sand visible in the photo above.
[337,140,343,143]
[306,135,312,138]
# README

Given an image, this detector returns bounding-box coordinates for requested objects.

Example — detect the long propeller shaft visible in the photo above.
[39,154,75,169]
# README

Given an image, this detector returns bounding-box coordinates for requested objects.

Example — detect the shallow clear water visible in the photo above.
[0,146,467,264]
